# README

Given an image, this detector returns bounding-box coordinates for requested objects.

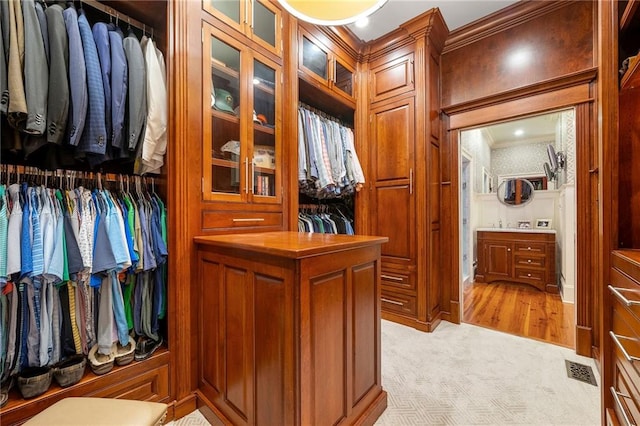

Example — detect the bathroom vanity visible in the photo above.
[475,229,557,293]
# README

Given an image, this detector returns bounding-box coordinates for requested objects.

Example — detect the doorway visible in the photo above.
[458,109,577,349]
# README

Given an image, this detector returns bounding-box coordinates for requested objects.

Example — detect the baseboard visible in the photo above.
[195,390,230,425]
[575,325,593,357]
[381,311,445,332]
[354,390,388,426]
[173,393,198,420]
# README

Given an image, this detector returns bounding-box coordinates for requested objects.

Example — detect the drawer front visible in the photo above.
[202,211,283,231]
[89,364,170,402]
[514,255,545,268]
[514,242,546,254]
[381,290,417,317]
[380,270,415,292]
[613,360,640,425]
[514,268,545,283]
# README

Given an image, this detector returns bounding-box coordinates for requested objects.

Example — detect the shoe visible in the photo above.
[134,335,163,361]
[0,376,14,407]
[52,355,86,387]
[17,367,52,399]
[88,344,115,375]
[112,336,136,366]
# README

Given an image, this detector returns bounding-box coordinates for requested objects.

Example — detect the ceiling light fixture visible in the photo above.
[277,0,388,26]
[355,17,369,28]
[514,129,524,136]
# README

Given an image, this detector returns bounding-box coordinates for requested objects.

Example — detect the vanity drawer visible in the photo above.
[514,268,545,282]
[380,270,415,291]
[381,290,417,317]
[514,255,545,268]
[514,242,546,254]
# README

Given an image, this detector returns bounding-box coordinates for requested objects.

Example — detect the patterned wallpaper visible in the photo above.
[461,129,491,193]
[491,141,552,185]
[558,109,576,185]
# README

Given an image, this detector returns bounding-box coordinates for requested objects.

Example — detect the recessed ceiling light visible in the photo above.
[514,129,524,136]
[355,17,369,28]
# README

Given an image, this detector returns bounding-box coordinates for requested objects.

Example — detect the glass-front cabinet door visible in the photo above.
[203,0,282,56]
[203,24,281,204]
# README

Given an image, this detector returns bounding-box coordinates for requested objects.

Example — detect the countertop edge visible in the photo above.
[194,232,389,259]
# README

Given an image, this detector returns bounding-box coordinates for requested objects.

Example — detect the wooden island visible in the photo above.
[194,232,389,425]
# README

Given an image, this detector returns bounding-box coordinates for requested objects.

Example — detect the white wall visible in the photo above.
[556,185,576,303]
[474,190,558,230]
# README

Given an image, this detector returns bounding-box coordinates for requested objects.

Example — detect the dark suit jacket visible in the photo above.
[45,4,69,145]
[23,0,48,136]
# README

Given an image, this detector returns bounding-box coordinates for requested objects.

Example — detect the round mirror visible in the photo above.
[496,178,535,206]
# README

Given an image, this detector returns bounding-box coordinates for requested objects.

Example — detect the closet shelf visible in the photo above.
[621,54,640,90]
[621,0,640,32]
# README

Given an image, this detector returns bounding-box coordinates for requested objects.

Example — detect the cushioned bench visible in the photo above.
[23,397,167,426]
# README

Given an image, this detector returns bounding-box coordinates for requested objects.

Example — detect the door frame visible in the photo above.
[441,73,599,358]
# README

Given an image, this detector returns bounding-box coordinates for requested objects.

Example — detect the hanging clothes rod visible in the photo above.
[80,0,154,37]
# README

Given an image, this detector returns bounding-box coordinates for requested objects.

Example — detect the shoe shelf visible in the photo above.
[0,348,170,425]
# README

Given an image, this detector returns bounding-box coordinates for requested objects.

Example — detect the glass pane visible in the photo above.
[210,0,240,24]
[253,0,276,48]
[253,59,276,197]
[334,61,353,97]
[302,36,328,80]
[211,36,242,194]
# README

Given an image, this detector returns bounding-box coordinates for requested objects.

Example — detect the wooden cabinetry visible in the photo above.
[298,25,356,105]
[608,251,640,426]
[0,2,184,423]
[368,47,415,104]
[195,232,388,426]
[366,10,447,331]
[203,0,282,56]
[201,1,285,233]
[602,1,640,423]
[475,230,557,293]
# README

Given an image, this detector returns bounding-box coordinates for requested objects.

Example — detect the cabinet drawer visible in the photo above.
[613,360,640,425]
[90,364,170,402]
[514,268,545,283]
[381,290,416,316]
[514,242,546,254]
[514,255,545,268]
[202,211,282,230]
[380,270,415,291]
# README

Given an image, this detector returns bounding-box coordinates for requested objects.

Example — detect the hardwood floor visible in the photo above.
[462,281,574,348]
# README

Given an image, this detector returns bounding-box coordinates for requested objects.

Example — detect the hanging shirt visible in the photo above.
[140,37,167,174]
[6,183,22,277]
[0,185,8,285]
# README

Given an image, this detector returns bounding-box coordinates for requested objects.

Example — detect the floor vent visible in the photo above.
[565,360,598,386]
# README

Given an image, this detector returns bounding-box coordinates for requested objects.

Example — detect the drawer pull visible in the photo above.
[527,273,531,277]
[381,297,404,306]
[610,386,635,426]
[381,274,404,282]
[527,246,531,250]
[527,259,531,263]
[232,218,265,222]
[609,285,640,306]
[609,331,640,362]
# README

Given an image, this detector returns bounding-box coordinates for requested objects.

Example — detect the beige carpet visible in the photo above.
[377,320,600,425]
[168,320,600,426]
